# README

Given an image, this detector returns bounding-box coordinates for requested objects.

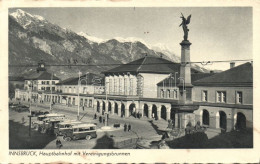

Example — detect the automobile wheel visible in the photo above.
[85,135,91,140]
[64,136,72,142]
[35,125,39,131]
[41,128,47,134]
[73,135,77,140]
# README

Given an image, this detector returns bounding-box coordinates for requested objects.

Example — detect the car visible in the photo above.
[54,120,82,136]
[16,105,30,113]
[32,113,65,130]
[31,110,50,116]
[9,103,19,110]
[38,117,65,134]
[62,123,97,141]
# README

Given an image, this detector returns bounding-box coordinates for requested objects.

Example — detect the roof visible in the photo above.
[103,56,200,74]
[157,73,215,86]
[193,62,253,87]
[24,71,59,80]
[9,76,25,81]
[56,73,104,86]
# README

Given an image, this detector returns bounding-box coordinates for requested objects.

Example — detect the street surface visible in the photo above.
[9,100,164,149]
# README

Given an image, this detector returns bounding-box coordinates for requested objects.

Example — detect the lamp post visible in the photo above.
[50,72,53,113]
[77,72,89,120]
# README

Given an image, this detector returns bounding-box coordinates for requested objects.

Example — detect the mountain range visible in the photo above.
[9,9,210,80]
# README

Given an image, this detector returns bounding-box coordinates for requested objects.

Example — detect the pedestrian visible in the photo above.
[94,113,97,119]
[128,124,131,132]
[152,113,155,119]
[124,123,127,132]
[107,113,109,120]
[82,106,85,111]
[102,117,105,124]
[99,116,102,123]
[56,139,63,149]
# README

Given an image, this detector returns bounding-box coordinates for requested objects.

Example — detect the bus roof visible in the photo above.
[58,120,82,125]
[72,123,96,128]
[45,113,65,117]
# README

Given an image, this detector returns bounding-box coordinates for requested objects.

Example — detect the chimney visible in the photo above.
[230,62,235,69]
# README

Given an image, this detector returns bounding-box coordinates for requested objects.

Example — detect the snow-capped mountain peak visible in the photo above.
[78,32,106,44]
[10,9,46,29]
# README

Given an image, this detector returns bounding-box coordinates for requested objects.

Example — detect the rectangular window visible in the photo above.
[202,90,208,102]
[47,81,49,85]
[52,87,55,91]
[124,78,128,95]
[46,87,50,90]
[42,81,45,84]
[217,91,226,103]
[114,79,117,94]
[52,81,55,85]
[167,89,170,98]
[130,78,133,95]
[109,79,112,94]
[160,89,164,98]
[236,91,243,104]
[173,90,178,99]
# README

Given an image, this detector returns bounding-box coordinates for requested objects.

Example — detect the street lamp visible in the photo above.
[77,71,89,120]
[50,72,53,112]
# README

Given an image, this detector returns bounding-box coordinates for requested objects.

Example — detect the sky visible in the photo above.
[9,7,252,70]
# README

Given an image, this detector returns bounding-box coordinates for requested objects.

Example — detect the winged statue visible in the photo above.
[179,13,191,41]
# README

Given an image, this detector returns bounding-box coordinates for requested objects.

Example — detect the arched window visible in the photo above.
[160,89,164,98]
[202,109,210,125]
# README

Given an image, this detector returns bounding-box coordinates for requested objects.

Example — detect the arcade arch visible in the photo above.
[202,109,209,125]
[161,105,167,120]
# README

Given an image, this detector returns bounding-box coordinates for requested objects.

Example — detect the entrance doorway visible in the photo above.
[161,106,167,120]
[152,105,158,119]
[219,111,227,130]
[114,103,118,114]
[108,102,111,112]
[202,109,209,125]
[97,101,100,113]
[236,112,246,130]
[129,103,136,117]
[121,104,125,117]
[143,104,148,117]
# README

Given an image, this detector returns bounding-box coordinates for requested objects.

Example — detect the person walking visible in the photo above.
[94,113,97,119]
[56,139,63,149]
[82,106,85,111]
[128,124,131,132]
[102,117,105,124]
[99,116,102,123]
[124,123,127,132]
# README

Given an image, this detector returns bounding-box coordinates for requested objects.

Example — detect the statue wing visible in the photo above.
[186,15,192,24]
